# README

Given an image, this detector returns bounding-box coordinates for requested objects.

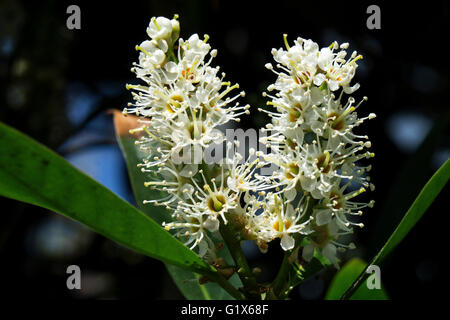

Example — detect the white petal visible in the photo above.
[180,184,194,199]
[300,175,315,192]
[147,17,172,40]
[140,40,155,52]
[318,48,332,69]
[198,240,208,257]
[280,234,295,251]
[157,39,168,52]
[164,61,178,73]
[179,164,198,177]
[286,204,295,217]
[328,80,339,91]
[203,216,219,232]
[227,176,238,192]
[313,73,326,86]
[322,243,337,264]
[149,49,165,65]
[302,244,315,261]
[310,188,323,200]
[315,209,332,226]
[284,188,297,201]
[343,82,360,94]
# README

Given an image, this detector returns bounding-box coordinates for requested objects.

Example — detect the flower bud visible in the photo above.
[170,15,180,46]
[146,16,172,41]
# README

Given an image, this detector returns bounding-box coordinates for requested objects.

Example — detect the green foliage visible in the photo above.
[1,114,448,300]
[340,159,450,299]
[165,265,242,300]
[325,258,388,300]
[0,121,214,275]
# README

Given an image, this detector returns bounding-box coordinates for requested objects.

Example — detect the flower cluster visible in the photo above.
[124,17,375,267]
[250,35,376,264]
[124,15,256,261]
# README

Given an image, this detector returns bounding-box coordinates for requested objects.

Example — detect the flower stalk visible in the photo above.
[269,251,291,299]
[219,222,260,298]
[206,269,247,300]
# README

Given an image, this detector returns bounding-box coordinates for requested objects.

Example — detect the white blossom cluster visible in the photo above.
[124,16,375,267]
[250,35,376,264]
[124,15,261,261]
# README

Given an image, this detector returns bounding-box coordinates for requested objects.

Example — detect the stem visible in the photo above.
[219,223,259,299]
[269,251,291,299]
[188,164,245,300]
[269,196,316,299]
[167,44,178,64]
[207,271,246,300]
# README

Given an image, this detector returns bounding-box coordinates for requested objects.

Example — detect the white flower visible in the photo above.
[315,46,362,94]
[124,16,257,259]
[124,21,375,266]
[225,144,270,194]
[259,34,375,263]
[136,40,167,72]
[125,24,250,170]
[147,16,173,41]
[251,194,312,251]
[181,34,211,63]
[323,185,375,231]
[266,36,362,94]
[162,208,216,258]
[301,218,357,266]
[302,242,338,265]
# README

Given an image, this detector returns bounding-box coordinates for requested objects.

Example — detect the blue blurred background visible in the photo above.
[0,0,448,299]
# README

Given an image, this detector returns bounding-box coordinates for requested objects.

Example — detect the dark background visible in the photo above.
[0,0,448,300]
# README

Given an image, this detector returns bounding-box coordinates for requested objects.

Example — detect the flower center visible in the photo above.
[329,191,343,209]
[273,219,292,232]
[316,151,331,174]
[286,138,297,150]
[188,123,205,140]
[166,94,184,113]
[288,103,302,122]
[328,112,345,130]
[285,163,299,180]
[207,194,226,212]
[189,217,201,233]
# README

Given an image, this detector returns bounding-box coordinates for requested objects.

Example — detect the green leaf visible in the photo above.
[0,121,214,275]
[325,258,388,300]
[340,159,450,299]
[166,264,241,300]
[112,111,241,299]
